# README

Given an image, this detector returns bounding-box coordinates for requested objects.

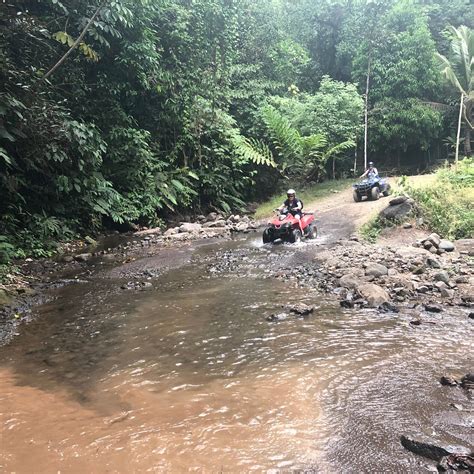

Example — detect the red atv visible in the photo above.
[263,210,317,244]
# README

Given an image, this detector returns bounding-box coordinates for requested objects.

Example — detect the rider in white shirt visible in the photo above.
[360,162,379,179]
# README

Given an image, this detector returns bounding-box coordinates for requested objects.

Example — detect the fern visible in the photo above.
[233,136,277,168]
[261,105,302,164]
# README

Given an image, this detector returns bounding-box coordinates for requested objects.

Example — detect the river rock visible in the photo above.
[440,287,454,298]
[380,201,413,221]
[203,220,227,228]
[438,239,455,252]
[235,222,249,232]
[357,283,390,307]
[426,257,441,269]
[338,274,360,289]
[286,303,314,316]
[433,271,450,284]
[168,233,190,241]
[205,212,219,222]
[164,227,179,237]
[460,373,474,389]
[400,435,452,461]
[266,312,288,322]
[424,303,443,313]
[134,226,162,236]
[389,196,408,205]
[74,253,92,262]
[179,222,202,233]
[440,376,458,386]
[454,238,474,256]
[425,233,441,248]
[365,263,388,278]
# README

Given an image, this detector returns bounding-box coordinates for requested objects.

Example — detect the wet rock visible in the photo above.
[266,312,288,322]
[460,373,474,389]
[469,312,474,320]
[164,227,179,237]
[74,253,92,262]
[434,271,450,284]
[235,222,249,232]
[438,453,474,472]
[380,201,413,221]
[357,283,390,308]
[440,376,458,386]
[410,319,422,326]
[415,285,429,294]
[179,222,202,233]
[400,435,451,461]
[378,301,399,313]
[286,303,314,316]
[424,303,443,313]
[455,276,469,284]
[439,240,455,252]
[62,255,74,263]
[338,273,360,289]
[365,263,388,278]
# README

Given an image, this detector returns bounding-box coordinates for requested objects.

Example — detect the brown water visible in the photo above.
[0,235,472,473]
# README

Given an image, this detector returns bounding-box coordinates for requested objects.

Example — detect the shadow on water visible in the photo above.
[0,234,472,472]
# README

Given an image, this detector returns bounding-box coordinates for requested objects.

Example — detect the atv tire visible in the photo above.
[370,187,380,200]
[306,224,317,239]
[353,190,362,202]
[290,229,302,243]
[262,228,273,244]
[382,184,391,197]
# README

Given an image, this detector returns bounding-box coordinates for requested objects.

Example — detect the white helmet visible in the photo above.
[287,188,296,195]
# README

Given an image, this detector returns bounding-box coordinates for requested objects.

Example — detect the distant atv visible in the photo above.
[352,177,391,202]
[263,210,316,244]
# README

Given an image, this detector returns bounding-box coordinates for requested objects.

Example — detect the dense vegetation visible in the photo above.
[360,159,474,242]
[0,0,473,260]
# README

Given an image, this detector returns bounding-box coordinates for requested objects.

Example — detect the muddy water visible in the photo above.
[1,235,472,473]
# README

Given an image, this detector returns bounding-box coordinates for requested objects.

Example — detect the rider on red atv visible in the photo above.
[278,189,303,230]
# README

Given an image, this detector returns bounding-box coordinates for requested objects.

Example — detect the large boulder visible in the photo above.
[389,196,408,205]
[134,226,162,237]
[438,239,455,252]
[357,283,390,307]
[379,201,413,221]
[179,222,202,233]
[164,227,179,237]
[203,220,227,228]
[338,273,360,289]
[365,263,389,278]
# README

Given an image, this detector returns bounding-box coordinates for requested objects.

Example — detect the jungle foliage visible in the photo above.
[0,0,472,259]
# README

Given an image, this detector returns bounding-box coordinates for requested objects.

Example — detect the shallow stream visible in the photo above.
[0,235,472,472]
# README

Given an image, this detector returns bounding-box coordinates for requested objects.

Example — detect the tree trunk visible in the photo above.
[363,57,371,170]
[455,93,463,164]
[40,0,108,84]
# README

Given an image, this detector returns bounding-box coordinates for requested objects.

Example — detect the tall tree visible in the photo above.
[436,25,473,157]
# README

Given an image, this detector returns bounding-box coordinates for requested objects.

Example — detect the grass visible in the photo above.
[360,159,474,242]
[254,178,354,219]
